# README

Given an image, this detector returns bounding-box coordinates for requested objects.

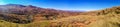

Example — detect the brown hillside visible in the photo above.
[50,6,120,27]
[80,6,120,15]
[0,4,120,27]
[0,4,81,23]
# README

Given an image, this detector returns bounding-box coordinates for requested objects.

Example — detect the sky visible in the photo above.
[0,0,120,11]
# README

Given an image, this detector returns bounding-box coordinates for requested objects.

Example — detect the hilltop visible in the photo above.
[0,4,120,27]
[0,4,81,24]
[50,6,120,27]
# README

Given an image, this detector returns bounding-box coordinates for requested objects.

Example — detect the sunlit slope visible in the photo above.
[50,6,120,27]
[50,13,120,27]
[0,4,120,27]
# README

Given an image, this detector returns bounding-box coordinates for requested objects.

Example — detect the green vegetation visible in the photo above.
[0,17,50,27]
[1,4,120,27]
[0,19,50,27]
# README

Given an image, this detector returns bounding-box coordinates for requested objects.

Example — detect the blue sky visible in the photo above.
[0,0,120,11]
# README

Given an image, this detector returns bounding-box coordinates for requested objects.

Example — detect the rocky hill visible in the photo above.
[0,4,120,27]
[49,6,120,27]
[0,4,81,23]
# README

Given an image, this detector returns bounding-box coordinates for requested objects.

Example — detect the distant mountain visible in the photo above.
[0,4,120,27]
[0,4,81,23]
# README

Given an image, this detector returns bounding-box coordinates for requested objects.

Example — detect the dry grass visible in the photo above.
[50,13,120,27]
[0,13,120,27]
[1,6,120,27]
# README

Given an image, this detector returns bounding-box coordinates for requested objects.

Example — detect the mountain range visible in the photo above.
[0,4,120,27]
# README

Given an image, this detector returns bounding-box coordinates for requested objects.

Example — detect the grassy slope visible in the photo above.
[87,14,120,27]
[0,13,120,27]
[50,13,120,27]
[0,20,27,27]
[0,7,120,27]
[0,19,50,27]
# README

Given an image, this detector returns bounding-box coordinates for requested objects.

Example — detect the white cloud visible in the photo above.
[77,9,98,11]
[85,10,96,11]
